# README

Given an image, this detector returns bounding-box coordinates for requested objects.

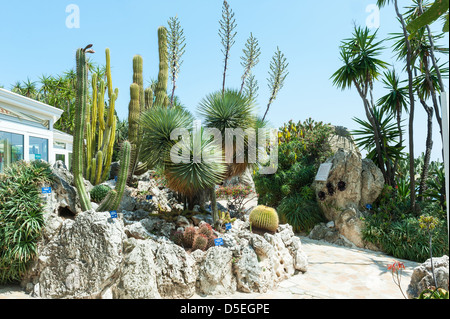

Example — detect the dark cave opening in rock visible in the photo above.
[58,206,76,220]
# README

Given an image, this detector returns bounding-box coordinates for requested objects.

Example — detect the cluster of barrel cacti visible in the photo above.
[72,45,131,213]
[249,205,279,233]
[172,223,217,251]
[85,48,118,186]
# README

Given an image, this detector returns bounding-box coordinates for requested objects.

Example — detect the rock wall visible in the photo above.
[22,163,308,299]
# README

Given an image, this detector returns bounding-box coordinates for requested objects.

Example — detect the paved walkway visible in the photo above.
[0,236,419,300]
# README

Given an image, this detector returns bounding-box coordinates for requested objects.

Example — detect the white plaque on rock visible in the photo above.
[315,163,332,181]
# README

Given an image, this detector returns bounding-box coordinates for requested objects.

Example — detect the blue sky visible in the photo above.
[0,0,448,161]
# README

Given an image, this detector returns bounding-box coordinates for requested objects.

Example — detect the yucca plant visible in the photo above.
[140,105,194,169]
[139,106,226,207]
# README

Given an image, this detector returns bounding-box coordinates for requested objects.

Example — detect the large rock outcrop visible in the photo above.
[312,128,384,249]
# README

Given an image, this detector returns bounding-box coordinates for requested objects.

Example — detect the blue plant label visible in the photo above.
[225,223,232,230]
[146,195,153,200]
[35,154,41,160]
[366,204,373,210]
[114,176,118,182]
[110,210,118,219]
[214,238,224,246]
[41,187,51,194]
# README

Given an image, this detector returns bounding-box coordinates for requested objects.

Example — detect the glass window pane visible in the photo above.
[29,136,48,162]
[0,130,24,172]
[55,153,65,163]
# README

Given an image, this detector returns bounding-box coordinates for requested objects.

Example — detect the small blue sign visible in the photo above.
[42,187,52,194]
[110,210,118,219]
[214,238,224,246]
[35,154,41,160]
[225,223,232,230]
[146,195,153,200]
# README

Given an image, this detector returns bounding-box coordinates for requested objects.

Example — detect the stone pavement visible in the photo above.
[1,236,419,299]
[193,236,419,299]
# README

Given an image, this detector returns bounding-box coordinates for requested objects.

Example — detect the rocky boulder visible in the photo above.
[407,255,449,299]
[312,146,384,250]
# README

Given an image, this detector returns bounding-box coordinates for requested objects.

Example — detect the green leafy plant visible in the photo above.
[0,161,53,283]
[277,194,326,233]
[417,287,450,299]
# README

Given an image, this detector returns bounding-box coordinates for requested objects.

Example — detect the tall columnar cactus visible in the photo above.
[97,140,131,212]
[127,56,146,180]
[86,48,118,185]
[249,205,279,233]
[144,87,154,109]
[154,26,169,108]
[73,45,94,212]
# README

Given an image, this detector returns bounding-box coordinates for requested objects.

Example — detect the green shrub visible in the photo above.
[277,194,326,232]
[0,161,54,284]
[362,199,448,262]
[254,118,333,233]
[90,184,112,203]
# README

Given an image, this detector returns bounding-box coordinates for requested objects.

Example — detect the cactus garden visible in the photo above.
[0,0,449,304]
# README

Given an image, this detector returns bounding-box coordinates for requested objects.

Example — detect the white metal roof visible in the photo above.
[0,88,64,123]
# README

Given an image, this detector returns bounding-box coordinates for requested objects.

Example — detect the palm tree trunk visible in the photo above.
[418,100,433,201]
[418,0,444,141]
[353,80,389,182]
[394,0,416,211]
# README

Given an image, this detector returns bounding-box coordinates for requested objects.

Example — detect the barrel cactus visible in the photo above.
[192,234,208,251]
[249,205,279,233]
[90,184,112,203]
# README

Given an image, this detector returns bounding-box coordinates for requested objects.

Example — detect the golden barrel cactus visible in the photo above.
[249,205,279,233]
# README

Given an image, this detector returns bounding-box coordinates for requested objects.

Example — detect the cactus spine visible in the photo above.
[86,48,118,185]
[96,141,131,212]
[73,46,93,212]
[154,26,169,108]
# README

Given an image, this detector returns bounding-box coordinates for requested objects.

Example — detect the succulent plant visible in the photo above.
[249,205,279,233]
[326,182,335,196]
[171,230,184,246]
[198,223,213,239]
[192,234,208,251]
[183,226,197,248]
[90,184,112,203]
[318,191,326,201]
[337,180,346,191]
